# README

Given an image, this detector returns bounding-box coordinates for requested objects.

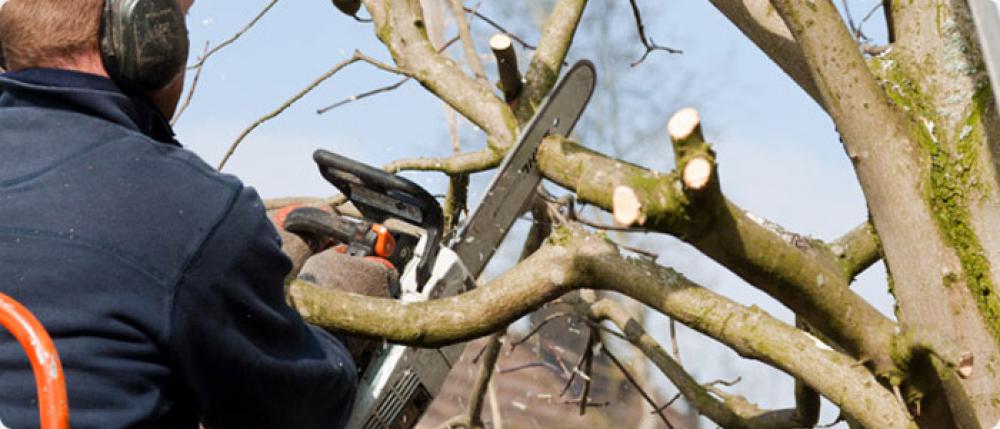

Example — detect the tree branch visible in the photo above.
[832,220,882,281]
[218,51,405,170]
[626,0,682,67]
[381,106,899,375]
[514,0,589,123]
[171,41,209,126]
[535,110,898,376]
[289,228,912,428]
[187,0,280,70]
[586,298,817,429]
[364,0,517,150]
[706,0,825,109]
[490,34,523,103]
[448,0,488,81]
[466,332,503,428]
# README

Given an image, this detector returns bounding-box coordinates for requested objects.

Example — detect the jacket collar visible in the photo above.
[0,68,179,146]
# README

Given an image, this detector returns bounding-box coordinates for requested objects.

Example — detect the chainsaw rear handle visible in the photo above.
[284,207,359,250]
[312,150,442,287]
[0,293,69,429]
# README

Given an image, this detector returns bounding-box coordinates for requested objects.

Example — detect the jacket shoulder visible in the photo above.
[0,107,265,286]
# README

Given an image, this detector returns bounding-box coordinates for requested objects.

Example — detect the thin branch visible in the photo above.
[449,0,487,81]
[218,51,405,170]
[316,77,408,114]
[537,130,899,377]
[604,345,676,429]
[171,41,209,126]
[577,330,596,415]
[188,0,279,70]
[497,361,567,379]
[559,334,593,398]
[514,0,588,123]
[290,228,913,428]
[860,2,883,27]
[656,393,683,412]
[669,317,681,364]
[463,7,537,50]
[315,36,460,115]
[704,376,742,388]
[627,0,682,67]
[706,0,825,109]
[467,332,504,428]
[840,0,860,42]
[831,220,881,280]
[509,312,570,352]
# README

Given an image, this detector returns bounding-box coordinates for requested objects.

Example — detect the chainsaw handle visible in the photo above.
[312,150,442,286]
[284,207,359,249]
[0,293,69,429]
[313,151,434,218]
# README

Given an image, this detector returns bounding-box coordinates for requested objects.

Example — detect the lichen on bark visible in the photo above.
[872,53,1000,346]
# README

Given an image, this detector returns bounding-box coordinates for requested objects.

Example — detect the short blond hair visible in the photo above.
[0,0,104,70]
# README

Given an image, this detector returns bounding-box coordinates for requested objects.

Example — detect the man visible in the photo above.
[0,0,376,427]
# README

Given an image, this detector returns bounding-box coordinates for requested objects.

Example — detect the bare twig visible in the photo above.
[861,1,883,25]
[509,312,571,352]
[654,393,683,413]
[670,317,681,364]
[544,341,571,380]
[188,0,279,70]
[559,336,591,397]
[449,0,487,81]
[577,317,628,342]
[849,0,885,44]
[627,0,682,67]
[467,332,504,428]
[498,361,568,379]
[578,330,597,416]
[171,41,209,126]
[462,7,537,50]
[604,346,677,428]
[316,77,408,114]
[218,51,405,170]
[316,36,460,115]
[704,376,742,388]
[840,0,860,41]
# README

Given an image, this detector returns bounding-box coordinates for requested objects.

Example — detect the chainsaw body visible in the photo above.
[288,60,598,429]
[285,150,471,429]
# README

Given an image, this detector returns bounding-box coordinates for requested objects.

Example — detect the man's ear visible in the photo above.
[179,0,193,15]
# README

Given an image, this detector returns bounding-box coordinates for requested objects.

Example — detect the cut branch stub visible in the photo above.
[668,108,716,194]
[682,157,713,192]
[490,33,523,103]
[613,185,644,226]
[668,107,702,145]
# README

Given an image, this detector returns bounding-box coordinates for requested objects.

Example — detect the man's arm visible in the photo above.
[166,186,357,429]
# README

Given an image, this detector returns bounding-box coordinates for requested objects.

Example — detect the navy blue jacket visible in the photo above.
[0,69,357,429]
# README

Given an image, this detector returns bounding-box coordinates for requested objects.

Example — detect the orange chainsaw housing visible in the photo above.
[0,293,69,429]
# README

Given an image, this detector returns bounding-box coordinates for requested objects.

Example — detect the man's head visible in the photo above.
[0,0,195,117]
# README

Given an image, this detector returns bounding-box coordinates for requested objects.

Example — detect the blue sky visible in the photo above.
[174,1,892,426]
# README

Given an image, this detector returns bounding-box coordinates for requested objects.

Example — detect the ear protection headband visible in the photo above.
[100,0,189,91]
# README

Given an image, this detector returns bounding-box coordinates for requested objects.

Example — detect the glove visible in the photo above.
[298,249,399,372]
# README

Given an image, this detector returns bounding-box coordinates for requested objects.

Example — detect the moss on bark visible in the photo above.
[873,54,1000,346]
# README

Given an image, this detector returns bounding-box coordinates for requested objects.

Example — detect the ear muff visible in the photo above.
[100,0,188,92]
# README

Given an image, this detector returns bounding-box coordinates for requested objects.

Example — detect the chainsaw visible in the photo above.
[283,60,596,429]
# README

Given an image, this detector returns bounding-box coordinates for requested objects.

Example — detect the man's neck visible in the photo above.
[30,52,109,79]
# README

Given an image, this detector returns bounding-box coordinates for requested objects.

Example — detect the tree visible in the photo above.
[220,0,1000,427]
